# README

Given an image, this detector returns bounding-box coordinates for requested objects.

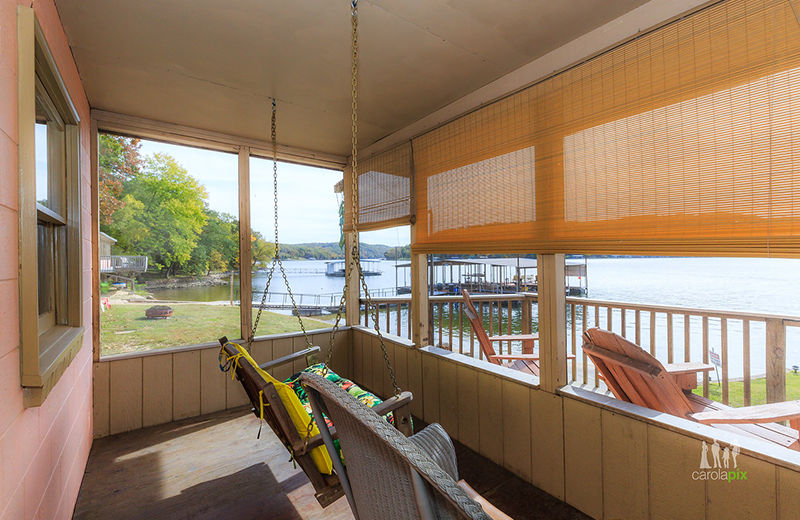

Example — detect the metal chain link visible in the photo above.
[328,0,400,396]
[249,99,314,353]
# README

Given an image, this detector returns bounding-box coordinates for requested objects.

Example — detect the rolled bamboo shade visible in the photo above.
[413,88,539,252]
[343,141,412,232]
[412,0,800,257]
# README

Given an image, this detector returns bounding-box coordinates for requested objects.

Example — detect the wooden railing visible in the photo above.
[361,293,800,406]
[99,255,148,274]
[362,293,533,359]
[565,297,800,406]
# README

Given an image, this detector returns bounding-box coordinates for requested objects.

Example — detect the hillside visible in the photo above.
[279,242,395,260]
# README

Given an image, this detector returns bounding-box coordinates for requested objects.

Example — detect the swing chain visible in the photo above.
[270,99,313,349]
[326,0,361,370]
[328,0,400,396]
[249,99,314,353]
[272,100,280,252]
[250,261,274,352]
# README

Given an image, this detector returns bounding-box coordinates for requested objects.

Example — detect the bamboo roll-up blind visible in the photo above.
[343,141,412,232]
[412,88,539,252]
[412,0,800,257]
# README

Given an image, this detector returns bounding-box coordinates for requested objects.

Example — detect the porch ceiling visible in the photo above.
[54,0,649,159]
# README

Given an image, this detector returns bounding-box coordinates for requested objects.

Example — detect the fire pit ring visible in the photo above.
[145,305,173,319]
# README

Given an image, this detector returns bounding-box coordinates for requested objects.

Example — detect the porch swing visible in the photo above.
[218,96,413,507]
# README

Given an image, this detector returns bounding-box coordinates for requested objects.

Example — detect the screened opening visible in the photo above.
[98,135,241,356]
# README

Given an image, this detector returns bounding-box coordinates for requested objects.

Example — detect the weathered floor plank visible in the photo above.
[75,408,589,520]
[74,407,353,520]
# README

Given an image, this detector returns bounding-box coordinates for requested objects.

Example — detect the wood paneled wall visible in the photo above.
[93,328,350,438]
[351,327,800,520]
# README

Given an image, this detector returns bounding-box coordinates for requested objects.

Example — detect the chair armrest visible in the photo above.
[370,391,413,417]
[259,347,321,371]
[489,354,576,361]
[488,334,539,342]
[693,401,800,430]
[490,354,540,361]
[665,362,714,375]
[457,480,513,520]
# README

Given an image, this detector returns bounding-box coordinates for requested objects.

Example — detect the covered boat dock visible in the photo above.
[396,256,588,296]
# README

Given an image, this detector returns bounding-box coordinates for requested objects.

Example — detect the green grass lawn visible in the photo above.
[694,371,800,407]
[100,303,333,356]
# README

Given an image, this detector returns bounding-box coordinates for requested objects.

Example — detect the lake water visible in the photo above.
[148,259,410,302]
[579,257,800,380]
[149,257,800,378]
[150,257,800,315]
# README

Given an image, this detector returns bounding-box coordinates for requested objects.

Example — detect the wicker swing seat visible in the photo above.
[301,372,512,520]
[218,338,413,507]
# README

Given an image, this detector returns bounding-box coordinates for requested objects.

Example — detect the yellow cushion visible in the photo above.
[226,344,334,475]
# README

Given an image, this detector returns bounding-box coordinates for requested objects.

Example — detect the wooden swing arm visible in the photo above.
[301,391,414,449]
[218,337,321,372]
[259,346,320,372]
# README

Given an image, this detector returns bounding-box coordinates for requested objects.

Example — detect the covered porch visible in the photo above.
[88,325,800,519]
[4,0,800,518]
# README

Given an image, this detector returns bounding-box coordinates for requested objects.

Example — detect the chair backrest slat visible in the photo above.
[582,328,695,417]
[461,290,498,364]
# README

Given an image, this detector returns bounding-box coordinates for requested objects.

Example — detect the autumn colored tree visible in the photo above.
[99,134,142,225]
[109,153,208,277]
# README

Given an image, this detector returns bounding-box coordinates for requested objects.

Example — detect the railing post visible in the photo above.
[766,318,786,404]
[521,294,533,354]
[538,254,567,393]
[410,231,430,347]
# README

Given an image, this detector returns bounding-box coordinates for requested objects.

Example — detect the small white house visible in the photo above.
[99,232,117,257]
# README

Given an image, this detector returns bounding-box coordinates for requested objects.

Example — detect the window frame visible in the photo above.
[35,78,68,336]
[18,7,84,407]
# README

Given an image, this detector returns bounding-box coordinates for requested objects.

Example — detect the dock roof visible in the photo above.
[394,257,587,276]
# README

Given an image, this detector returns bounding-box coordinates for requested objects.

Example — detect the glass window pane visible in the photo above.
[34,119,48,207]
[37,222,53,316]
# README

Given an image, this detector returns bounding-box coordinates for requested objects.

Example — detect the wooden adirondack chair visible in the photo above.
[218,338,414,507]
[461,289,543,376]
[582,328,800,450]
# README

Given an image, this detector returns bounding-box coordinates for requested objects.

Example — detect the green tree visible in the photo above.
[112,153,208,277]
[251,231,276,268]
[99,134,142,225]
[384,245,411,260]
[188,209,239,275]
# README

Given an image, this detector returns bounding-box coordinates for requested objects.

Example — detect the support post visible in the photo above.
[90,119,100,361]
[766,318,786,404]
[410,229,429,347]
[345,231,360,326]
[238,147,253,340]
[538,254,567,393]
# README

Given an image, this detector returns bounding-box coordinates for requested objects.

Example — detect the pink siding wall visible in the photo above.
[0,1,94,519]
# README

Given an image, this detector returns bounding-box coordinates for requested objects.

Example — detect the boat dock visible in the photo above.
[395,256,588,296]
[250,287,402,315]
[325,259,383,277]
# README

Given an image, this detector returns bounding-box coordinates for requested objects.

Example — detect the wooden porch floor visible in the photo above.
[73,408,589,520]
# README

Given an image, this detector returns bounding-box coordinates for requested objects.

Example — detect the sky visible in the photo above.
[137,139,409,246]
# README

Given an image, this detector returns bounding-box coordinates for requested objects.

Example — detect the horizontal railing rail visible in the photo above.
[100,255,149,273]
[361,292,800,407]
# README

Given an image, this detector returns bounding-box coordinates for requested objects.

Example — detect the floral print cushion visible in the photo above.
[285,363,395,429]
